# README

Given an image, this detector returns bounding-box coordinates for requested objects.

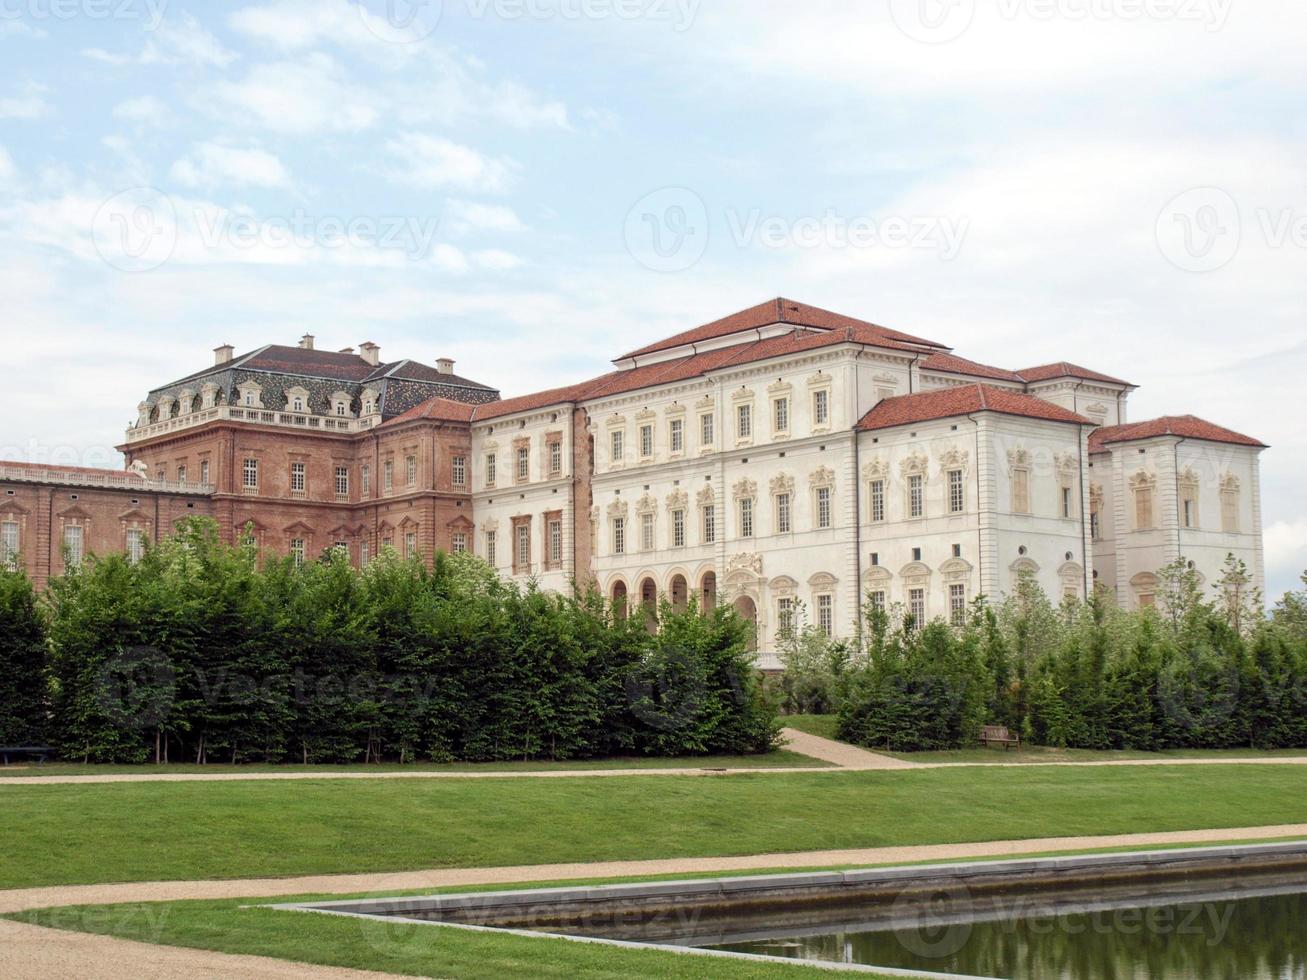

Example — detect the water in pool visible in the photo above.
[703,886,1307,979]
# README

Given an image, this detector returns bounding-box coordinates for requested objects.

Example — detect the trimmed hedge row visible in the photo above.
[3,518,778,764]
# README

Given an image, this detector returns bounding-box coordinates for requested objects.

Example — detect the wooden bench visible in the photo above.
[0,746,55,766]
[980,726,1021,751]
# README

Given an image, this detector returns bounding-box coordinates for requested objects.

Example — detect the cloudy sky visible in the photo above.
[0,0,1303,598]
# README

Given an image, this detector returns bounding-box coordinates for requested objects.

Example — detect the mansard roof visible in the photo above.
[618,297,950,360]
[1018,361,1133,387]
[1088,415,1267,453]
[856,384,1092,432]
[920,352,1025,383]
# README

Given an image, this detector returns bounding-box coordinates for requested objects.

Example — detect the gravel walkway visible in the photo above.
[779,729,919,769]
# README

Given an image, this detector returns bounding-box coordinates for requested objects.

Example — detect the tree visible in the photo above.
[0,566,48,745]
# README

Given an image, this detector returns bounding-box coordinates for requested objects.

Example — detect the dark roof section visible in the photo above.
[1089,415,1268,453]
[619,297,950,360]
[857,385,1092,432]
[151,346,496,395]
[920,352,1025,383]
[1019,361,1133,387]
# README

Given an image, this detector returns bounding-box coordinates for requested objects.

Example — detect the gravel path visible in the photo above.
[779,729,918,769]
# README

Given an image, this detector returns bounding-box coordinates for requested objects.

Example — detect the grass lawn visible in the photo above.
[0,750,826,778]
[4,765,1307,889]
[779,714,840,740]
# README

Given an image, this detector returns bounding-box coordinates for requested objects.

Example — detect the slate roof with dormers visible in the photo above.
[856,385,1093,432]
[1088,415,1267,453]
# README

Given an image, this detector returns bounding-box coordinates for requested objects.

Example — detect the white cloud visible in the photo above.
[112,96,170,128]
[0,146,15,182]
[0,21,46,39]
[444,200,526,234]
[0,82,51,121]
[384,134,518,194]
[84,14,237,69]
[229,0,428,51]
[473,249,525,271]
[171,142,292,190]
[203,55,379,134]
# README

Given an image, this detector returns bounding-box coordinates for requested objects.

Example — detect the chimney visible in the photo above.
[436,357,455,375]
[299,334,315,350]
[359,341,380,366]
[214,344,234,365]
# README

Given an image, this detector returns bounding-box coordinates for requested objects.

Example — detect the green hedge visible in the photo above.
[21,518,778,764]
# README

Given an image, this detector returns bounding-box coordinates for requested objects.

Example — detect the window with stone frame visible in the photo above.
[406,455,417,488]
[360,539,370,567]
[243,458,259,490]
[639,424,654,460]
[868,590,886,615]
[1180,472,1199,529]
[547,515,563,568]
[776,492,792,534]
[452,455,467,489]
[812,388,830,427]
[514,521,531,572]
[816,594,833,637]
[777,596,795,636]
[669,418,684,455]
[908,588,925,630]
[612,516,626,555]
[641,512,655,552]
[384,459,394,492]
[949,583,967,626]
[700,412,714,447]
[405,531,417,559]
[126,527,146,564]
[739,497,754,538]
[908,473,925,519]
[335,466,349,499]
[1130,472,1156,530]
[1220,475,1241,532]
[485,530,497,567]
[176,464,187,484]
[548,437,563,477]
[1011,467,1031,515]
[702,504,716,544]
[1,520,18,569]
[362,464,371,496]
[772,396,789,435]
[199,459,210,486]
[290,537,306,566]
[816,486,832,529]
[870,479,886,523]
[452,532,467,554]
[485,453,497,488]
[671,509,686,549]
[610,429,624,465]
[736,402,753,441]
[290,462,306,497]
[948,469,965,514]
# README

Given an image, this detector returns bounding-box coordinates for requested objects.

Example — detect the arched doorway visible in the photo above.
[734,595,758,652]
[700,571,717,610]
[639,577,658,634]
[669,574,688,613]
[611,580,628,620]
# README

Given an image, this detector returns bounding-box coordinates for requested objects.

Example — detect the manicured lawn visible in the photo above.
[0,750,826,778]
[780,714,840,740]
[4,765,1307,889]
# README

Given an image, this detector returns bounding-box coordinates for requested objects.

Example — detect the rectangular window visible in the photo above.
[870,479,885,523]
[813,389,830,426]
[452,456,466,488]
[639,424,653,459]
[549,441,562,477]
[1182,496,1195,528]
[516,447,530,482]
[360,539,370,567]
[290,537,305,567]
[383,460,394,492]
[549,519,562,566]
[739,497,754,538]
[1221,489,1239,533]
[777,596,795,635]
[516,524,531,570]
[1013,469,1031,514]
[816,486,832,529]
[612,517,626,555]
[126,528,145,564]
[199,460,209,486]
[290,462,306,495]
[176,464,186,484]
[909,474,924,519]
[1,520,18,569]
[406,455,417,488]
[669,419,684,454]
[777,493,792,534]
[335,466,349,498]
[611,430,624,464]
[452,532,467,554]
[909,588,925,629]
[948,469,965,514]
[672,509,685,548]
[773,397,789,433]
[486,454,497,487]
[405,531,417,558]
[1135,488,1154,529]
[950,584,967,626]
[869,590,886,615]
[736,403,752,440]
[702,504,716,544]
[485,530,497,567]
[362,464,371,496]
[1091,506,1102,541]
[1062,486,1073,519]
[641,512,655,552]
[700,413,714,446]
[243,458,258,489]
[817,594,833,637]
[157,467,165,483]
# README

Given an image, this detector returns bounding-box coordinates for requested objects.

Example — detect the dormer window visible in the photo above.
[244,391,255,406]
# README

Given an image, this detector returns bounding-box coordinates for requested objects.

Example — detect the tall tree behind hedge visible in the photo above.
[0,566,48,745]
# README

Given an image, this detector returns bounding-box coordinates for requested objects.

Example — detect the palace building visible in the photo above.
[2,299,1267,665]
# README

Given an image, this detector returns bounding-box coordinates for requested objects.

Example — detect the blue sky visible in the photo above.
[0,0,1303,599]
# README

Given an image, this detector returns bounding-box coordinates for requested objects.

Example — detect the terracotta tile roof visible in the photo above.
[1019,361,1133,387]
[920,352,1025,383]
[856,385,1092,432]
[378,398,477,428]
[1088,415,1267,453]
[619,297,949,360]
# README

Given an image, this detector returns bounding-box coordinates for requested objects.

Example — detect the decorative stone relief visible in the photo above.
[635,493,657,514]
[732,477,757,500]
[607,499,629,519]
[769,473,795,497]
[809,466,835,489]
[862,457,890,482]
[900,451,928,479]
[665,488,688,512]
[937,446,970,474]
[696,484,716,507]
